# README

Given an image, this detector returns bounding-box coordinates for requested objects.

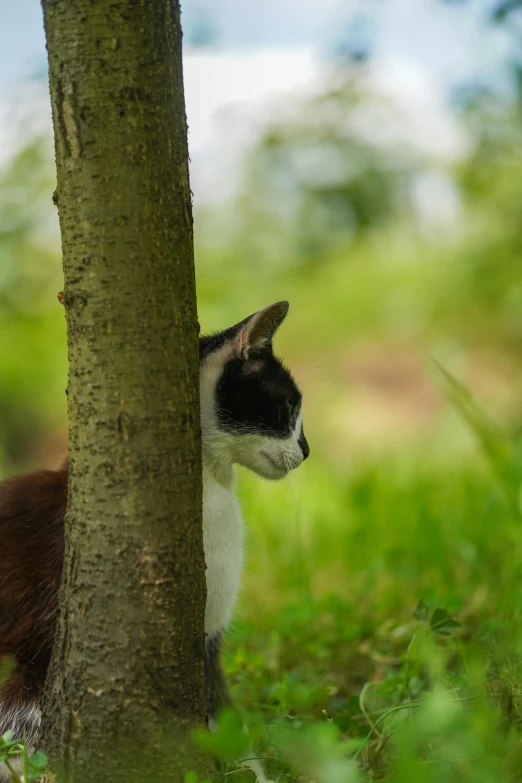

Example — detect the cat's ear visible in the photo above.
[233,301,289,360]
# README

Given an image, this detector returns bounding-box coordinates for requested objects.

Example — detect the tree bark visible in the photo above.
[40,1,207,780]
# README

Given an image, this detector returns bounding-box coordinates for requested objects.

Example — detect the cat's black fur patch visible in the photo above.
[200,311,310,455]
[204,632,231,722]
[217,351,302,439]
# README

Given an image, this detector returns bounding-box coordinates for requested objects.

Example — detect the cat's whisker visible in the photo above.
[298,356,330,380]
[287,467,302,502]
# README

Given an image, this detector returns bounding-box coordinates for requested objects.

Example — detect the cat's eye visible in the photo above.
[286,400,295,414]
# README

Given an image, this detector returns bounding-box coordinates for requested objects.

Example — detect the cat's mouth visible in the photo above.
[260,451,288,477]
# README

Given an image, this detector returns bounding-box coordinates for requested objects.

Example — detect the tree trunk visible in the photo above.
[40,1,208,780]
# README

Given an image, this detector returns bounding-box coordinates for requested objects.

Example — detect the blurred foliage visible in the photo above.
[3,11,522,780]
[197,410,522,782]
[0,732,47,783]
[0,137,66,473]
[231,66,423,264]
[191,51,522,780]
[441,0,522,23]
[445,81,522,349]
[492,0,522,21]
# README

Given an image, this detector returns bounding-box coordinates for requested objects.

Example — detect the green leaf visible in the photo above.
[183,773,212,783]
[192,708,251,760]
[432,362,521,519]
[429,607,461,636]
[0,730,22,753]
[27,751,48,771]
[413,599,430,623]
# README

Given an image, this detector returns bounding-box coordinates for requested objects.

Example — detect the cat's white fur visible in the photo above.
[200,330,303,783]
[202,465,243,637]
[200,340,303,635]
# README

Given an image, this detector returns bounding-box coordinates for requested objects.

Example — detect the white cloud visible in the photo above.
[0,48,467,218]
[184,50,468,204]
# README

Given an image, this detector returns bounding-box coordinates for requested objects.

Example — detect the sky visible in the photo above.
[0,0,512,203]
[0,0,510,86]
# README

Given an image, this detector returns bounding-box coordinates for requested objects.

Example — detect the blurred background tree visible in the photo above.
[0,136,66,471]
[235,67,421,265]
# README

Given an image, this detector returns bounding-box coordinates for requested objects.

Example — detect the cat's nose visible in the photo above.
[299,435,310,461]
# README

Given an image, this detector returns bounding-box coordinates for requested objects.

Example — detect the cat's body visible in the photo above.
[0,302,308,780]
[202,465,243,638]
[0,465,66,746]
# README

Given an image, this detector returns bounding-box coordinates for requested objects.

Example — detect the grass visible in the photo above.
[5,296,522,781]
[3,139,522,779]
[4,280,522,780]
[202,391,522,782]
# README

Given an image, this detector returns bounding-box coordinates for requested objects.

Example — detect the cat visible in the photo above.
[0,300,309,781]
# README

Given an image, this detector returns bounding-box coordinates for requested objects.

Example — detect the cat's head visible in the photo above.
[200,302,309,481]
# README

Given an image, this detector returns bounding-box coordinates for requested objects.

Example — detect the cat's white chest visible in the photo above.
[202,466,243,637]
